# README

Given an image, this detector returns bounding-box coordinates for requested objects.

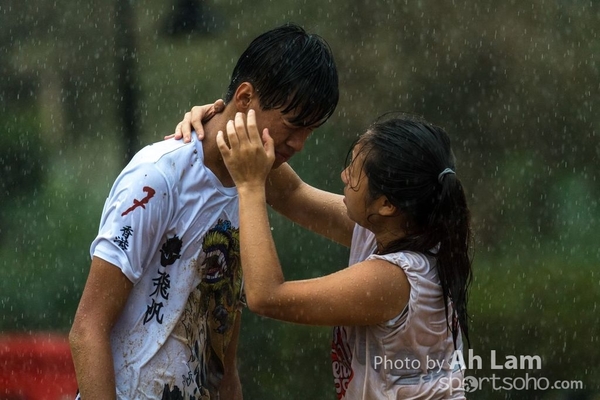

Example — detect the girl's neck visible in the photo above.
[373,228,407,254]
[370,214,414,254]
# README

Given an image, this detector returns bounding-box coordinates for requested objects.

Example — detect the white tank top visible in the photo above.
[331,224,465,399]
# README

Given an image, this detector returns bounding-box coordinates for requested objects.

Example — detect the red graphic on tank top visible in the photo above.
[121,186,156,216]
[331,326,354,399]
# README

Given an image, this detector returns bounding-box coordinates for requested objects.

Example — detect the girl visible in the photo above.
[179,107,472,399]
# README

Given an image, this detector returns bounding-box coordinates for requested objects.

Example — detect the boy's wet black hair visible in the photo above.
[225,23,339,127]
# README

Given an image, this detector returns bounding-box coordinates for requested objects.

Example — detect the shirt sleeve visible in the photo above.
[91,161,172,283]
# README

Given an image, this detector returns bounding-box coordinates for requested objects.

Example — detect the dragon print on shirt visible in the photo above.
[164,219,242,399]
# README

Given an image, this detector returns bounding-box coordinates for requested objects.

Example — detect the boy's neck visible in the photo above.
[201,112,236,188]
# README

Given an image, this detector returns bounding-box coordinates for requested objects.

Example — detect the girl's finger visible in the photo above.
[225,119,241,149]
[262,128,275,158]
[189,106,210,141]
[246,110,261,143]
[214,99,225,112]
[234,112,249,142]
[180,113,194,143]
[216,130,230,157]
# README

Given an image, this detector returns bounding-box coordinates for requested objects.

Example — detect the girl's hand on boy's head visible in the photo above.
[217,110,275,190]
[165,99,225,143]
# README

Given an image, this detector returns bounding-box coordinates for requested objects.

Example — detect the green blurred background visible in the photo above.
[1,0,598,399]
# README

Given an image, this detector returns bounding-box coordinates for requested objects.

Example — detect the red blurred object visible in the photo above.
[0,333,77,400]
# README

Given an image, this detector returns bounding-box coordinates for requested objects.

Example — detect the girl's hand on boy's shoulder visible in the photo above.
[165,99,225,142]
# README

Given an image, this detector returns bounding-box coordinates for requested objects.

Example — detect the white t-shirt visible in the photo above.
[89,138,242,399]
[331,224,465,399]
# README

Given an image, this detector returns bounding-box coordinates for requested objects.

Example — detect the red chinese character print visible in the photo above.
[121,186,156,216]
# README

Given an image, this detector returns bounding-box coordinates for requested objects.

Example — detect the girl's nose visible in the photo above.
[340,167,349,185]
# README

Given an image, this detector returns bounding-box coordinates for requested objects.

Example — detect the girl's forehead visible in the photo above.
[352,142,371,166]
[351,142,365,157]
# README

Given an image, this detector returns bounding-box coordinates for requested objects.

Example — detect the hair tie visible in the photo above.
[438,168,455,183]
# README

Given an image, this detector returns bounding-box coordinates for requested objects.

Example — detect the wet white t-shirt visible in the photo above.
[88,138,242,399]
[331,224,465,399]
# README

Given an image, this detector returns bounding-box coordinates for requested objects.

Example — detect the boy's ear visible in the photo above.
[233,82,255,111]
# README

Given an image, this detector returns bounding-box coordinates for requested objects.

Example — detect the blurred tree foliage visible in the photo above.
[1,0,598,399]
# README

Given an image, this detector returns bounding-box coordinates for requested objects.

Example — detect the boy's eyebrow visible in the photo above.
[283,116,324,130]
[281,109,328,129]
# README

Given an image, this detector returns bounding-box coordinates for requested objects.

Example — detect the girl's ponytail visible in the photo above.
[432,171,473,348]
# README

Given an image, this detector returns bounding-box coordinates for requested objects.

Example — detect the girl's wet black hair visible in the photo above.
[225,23,339,127]
[348,113,473,348]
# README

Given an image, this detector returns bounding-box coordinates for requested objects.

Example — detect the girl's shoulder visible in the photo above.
[367,250,433,273]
